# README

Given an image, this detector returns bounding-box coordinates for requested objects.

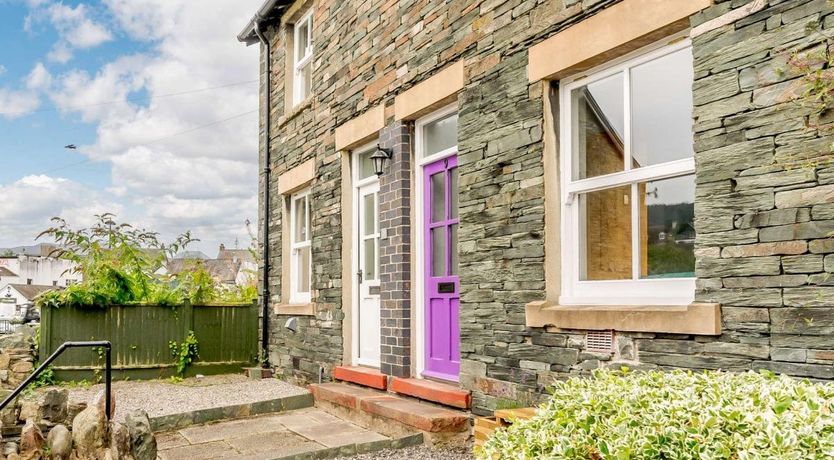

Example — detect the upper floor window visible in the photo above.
[290,189,312,303]
[559,37,696,306]
[292,9,313,106]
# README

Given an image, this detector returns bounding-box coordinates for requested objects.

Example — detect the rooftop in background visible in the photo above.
[0,243,59,258]
[5,284,58,301]
[217,243,255,263]
[0,267,17,277]
[173,251,210,260]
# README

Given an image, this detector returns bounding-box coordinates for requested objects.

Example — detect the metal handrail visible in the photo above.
[0,341,111,420]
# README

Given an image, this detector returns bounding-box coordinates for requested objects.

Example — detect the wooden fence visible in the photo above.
[39,303,259,380]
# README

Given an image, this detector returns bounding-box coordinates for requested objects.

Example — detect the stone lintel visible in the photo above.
[528,0,712,82]
[277,159,315,195]
[526,301,722,336]
[394,61,464,121]
[274,303,315,316]
[335,104,386,151]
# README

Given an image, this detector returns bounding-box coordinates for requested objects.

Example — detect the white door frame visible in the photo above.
[413,103,458,379]
[352,142,381,367]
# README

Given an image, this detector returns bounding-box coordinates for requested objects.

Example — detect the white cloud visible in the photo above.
[0,65,6,76]
[26,2,113,63]
[26,62,52,90]
[0,88,39,119]
[39,0,263,253]
[0,175,123,247]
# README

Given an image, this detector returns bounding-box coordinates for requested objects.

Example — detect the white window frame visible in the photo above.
[559,35,696,306]
[290,188,312,303]
[292,9,314,106]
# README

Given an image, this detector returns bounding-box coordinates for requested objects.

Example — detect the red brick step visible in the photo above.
[390,378,471,409]
[333,366,388,390]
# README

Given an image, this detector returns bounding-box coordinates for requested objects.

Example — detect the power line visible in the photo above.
[0,79,259,116]
[36,109,258,176]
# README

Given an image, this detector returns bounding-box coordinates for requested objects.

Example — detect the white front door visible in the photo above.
[356,180,380,366]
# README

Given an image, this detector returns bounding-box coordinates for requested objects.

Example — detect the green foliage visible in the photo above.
[647,243,695,277]
[23,366,57,397]
[479,369,834,460]
[169,331,199,376]
[35,214,256,309]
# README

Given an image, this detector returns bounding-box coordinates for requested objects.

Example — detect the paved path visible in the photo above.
[157,408,390,460]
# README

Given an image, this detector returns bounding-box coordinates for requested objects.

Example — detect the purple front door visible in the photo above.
[424,155,460,381]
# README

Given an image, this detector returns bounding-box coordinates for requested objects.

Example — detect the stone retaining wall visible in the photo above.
[0,326,37,390]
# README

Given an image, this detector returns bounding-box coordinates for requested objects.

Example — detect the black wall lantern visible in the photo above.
[371,145,393,176]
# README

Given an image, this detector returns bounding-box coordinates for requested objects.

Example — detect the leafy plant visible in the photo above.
[479,369,834,459]
[169,331,199,376]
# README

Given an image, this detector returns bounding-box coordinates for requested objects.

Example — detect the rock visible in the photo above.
[46,424,71,460]
[19,419,44,458]
[4,441,19,456]
[66,402,86,425]
[72,404,106,457]
[38,390,67,424]
[125,410,156,460]
[91,390,115,420]
[18,401,38,424]
[10,361,32,374]
[0,352,11,370]
[109,422,132,460]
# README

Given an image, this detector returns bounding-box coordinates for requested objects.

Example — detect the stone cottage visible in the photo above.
[238,0,834,415]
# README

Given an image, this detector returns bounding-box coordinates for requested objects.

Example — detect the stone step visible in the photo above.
[310,383,468,434]
[389,378,471,409]
[333,366,388,390]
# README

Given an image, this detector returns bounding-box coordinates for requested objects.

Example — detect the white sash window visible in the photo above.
[292,9,313,106]
[559,37,696,306]
[290,189,311,303]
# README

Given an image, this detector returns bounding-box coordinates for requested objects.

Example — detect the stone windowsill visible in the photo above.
[277,97,314,128]
[525,301,721,336]
[274,303,315,316]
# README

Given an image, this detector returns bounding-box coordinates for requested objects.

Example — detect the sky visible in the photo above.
[0,0,263,256]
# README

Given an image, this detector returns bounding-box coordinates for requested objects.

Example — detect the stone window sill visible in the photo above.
[525,301,721,336]
[278,97,314,128]
[274,303,315,316]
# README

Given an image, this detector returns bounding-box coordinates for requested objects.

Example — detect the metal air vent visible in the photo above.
[586,330,614,353]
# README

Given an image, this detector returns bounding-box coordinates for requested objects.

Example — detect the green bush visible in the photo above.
[478,369,834,460]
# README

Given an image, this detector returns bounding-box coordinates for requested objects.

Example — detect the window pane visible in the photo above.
[297,246,310,293]
[631,48,694,168]
[424,114,457,156]
[364,238,376,280]
[639,175,695,279]
[293,195,307,243]
[571,73,625,180]
[300,62,312,101]
[431,227,445,276]
[357,151,375,179]
[449,167,458,219]
[579,185,632,281]
[363,193,375,236]
[450,224,458,276]
[296,20,309,61]
[431,172,445,222]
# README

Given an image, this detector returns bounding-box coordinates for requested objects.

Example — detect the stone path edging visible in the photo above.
[271,433,424,460]
[150,392,314,432]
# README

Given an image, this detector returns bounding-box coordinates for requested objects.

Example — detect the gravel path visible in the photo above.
[37,374,308,422]
[336,445,473,460]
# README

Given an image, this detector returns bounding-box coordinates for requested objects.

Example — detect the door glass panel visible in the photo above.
[358,151,376,179]
[579,185,632,281]
[297,246,310,292]
[631,48,694,168]
[571,73,625,180]
[364,238,376,280]
[450,224,458,276]
[449,167,458,219]
[363,193,375,236]
[639,174,695,279]
[294,196,307,242]
[431,172,445,222]
[424,114,458,156]
[431,227,445,276]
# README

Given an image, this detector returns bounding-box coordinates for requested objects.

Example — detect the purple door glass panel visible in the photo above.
[423,155,460,381]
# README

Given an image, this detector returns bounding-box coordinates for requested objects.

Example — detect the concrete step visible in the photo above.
[310,383,468,434]
[390,378,471,409]
[333,366,388,390]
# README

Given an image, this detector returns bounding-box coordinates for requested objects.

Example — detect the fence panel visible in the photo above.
[39,303,257,380]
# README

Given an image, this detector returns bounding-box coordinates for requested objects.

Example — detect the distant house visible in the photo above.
[165,244,257,287]
[0,243,81,288]
[0,284,55,321]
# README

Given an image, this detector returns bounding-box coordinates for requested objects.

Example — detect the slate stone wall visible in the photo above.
[256,0,834,414]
